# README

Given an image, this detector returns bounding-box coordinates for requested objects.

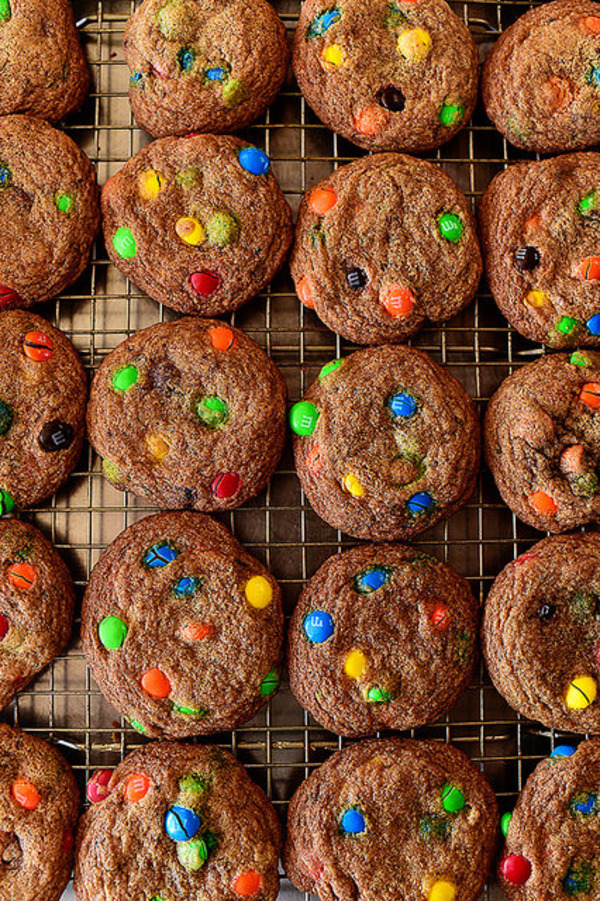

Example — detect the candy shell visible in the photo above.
[197,396,228,429]
[428,882,456,901]
[565,676,597,709]
[113,227,137,259]
[501,812,512,836]
[525,289,547,309]
[209,325,236,351]
[12,778,40,810]
[528,491,557,515]
[0,614,8,640]
[309,186,338,215]
[190,270,221,296]
[501,855,531,885]
[388,392,418,418]
[0,0,10,21]
[259,669,279,696]
[397,28,431,61]
[165,805,202,842]
[346,267,368,290]
[342,473,365,497]
[125,772,151,802]
[173,576,201,598]
[138,169,163,200]
[175,216,204,246]
[303,610,334,643]
[441,783,465,813]
[354,107,388,135]
[319,359,343,380]
[381,285,415,317]
[587,314,600,336]
[439,103,464,126]
[552,745,577,758]
[431,604,448,627]
[207,211,239,247]
[112,364,138,392]
[297,277,315,309]
[344,649,367,679]
[0,400,12,436]
[7,563,36,591]
[233,871,262,896]
[514,246,540,272]
[238,147,270,176]
[211,471,241,499]
[245,576,273,609]
[147,434,170,461]
[377,85,405,111]
[580,383,600,409]
[141,668,171,698]
[143,544,179,567]
[355,567,390,593]
[289,401,320,436]
[407,491,433,514]
[340,809,366,834]
[0,490,15,515]
[181,621,214,641]
[98,615,128,650]
[582,14,600,32]
[438,213,462,243]
[322,44,345,66]
[578,257,600,280]
[38,420,74,452]
[177,837,208,871]
[23,331,53,362]
[55,193,75,214]
[0,286,20,309]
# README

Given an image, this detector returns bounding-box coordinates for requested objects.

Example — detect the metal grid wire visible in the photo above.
[1,0,582,898]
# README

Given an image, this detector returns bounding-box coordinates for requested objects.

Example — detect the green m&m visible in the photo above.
[556,315,581,336]
[0,0,10,21]
[112,364,138,392]
[571,351,591,367]
[207,211,239,246]
[441,783,465,813]
[289,401,320,436]
[177,838,208,872]
[501,811,512,836]
[260,669,279,696]
[55,192,75,214]
[0,489,14,515]
[197,396,228,428]
[438,213,463,243]
[440,102,464,127]
[98,615,128,650]
[579,191,597,215]
[112,227,137,259]
[319,359,343,380]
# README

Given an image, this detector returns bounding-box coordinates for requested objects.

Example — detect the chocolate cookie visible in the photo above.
[498,740,600,898]
[124,0,289,138]
[482,0,600,154]
[483,533,600,734]
[284,738,499,901]
[291,153,481,345]
[87,317,286,511]
[0,723,79,901]
[292,0,479,153]
[74,741,281,901]
[101,134,292,316]
[288,544,479,737]
[0,115,99,308]
[81,511,283,738]
[0,519,75,710]
[484,351,600,533]
[0,310,87,511]
[0,0,89,121]
[290,345,480,541]
[479,152,600,348]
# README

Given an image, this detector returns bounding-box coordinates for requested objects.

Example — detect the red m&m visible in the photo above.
[190,270,221,296]
[501,854,531,885]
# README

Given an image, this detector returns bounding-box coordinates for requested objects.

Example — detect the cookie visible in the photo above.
[484,351,600,533]
[498,740,600,898]
[74,740,281,900]
[124,0,289,138]
[291,153,482,345]
[290,345,480,541]
[0,0,89,121]
[101,134,292,316]
[81,511,283,738]
[479,152,600,348]
[482,0,600,154]
[292,0,479,154]
[288,543,479,737]
[87,317,286,511]
[0,723,79,901]
[0,519,75,710]
[284,737,499,901]
[483,533,600,734]
[0,115,99,308]
[0,310,87,511]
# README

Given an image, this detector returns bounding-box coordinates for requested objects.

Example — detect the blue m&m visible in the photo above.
[551,745,577,759]
[173,576,201,597]
[303,611,334,643]
[144,544,179,568]
[238,147,270,176]
[570,792,598,816]
[165,805,202,842]
[340,809,366,834]
[355,567,391,594]
[388,392,418,418]
[407,492,434,515]
[587,314,600,336]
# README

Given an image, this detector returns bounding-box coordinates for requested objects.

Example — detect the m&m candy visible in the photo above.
[340,808,366,833]
[164,805,202,842]
[303,611,334,643]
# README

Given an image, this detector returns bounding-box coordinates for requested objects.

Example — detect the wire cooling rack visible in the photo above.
[3,1,583,898]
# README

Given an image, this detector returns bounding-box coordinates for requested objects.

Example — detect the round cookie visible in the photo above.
[480,153,600,348]
[291,153,482,345]
[0,116,99,308]
[483,533,600,734]
[484,351,600,533]
[0,723,79,901]
[0,519,75,710]
[498,740,600,898]
[101,134,292,316]
[81,511,283,738]
[87,317,286,511]
[482,0,600,154]
[0,310,87,510]
[290,345,480,541]
[74,741,281,901]
[288,544,479,737]
[0,0,89,121]
[292,0,479,153]
[284,737,499,901]
[124,0,289,138]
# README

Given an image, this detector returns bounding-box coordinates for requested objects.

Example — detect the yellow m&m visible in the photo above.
[322,44,345,66]
[245,576,273,609]
[344,649,367,679]
[176,216,205,246]
[138,169,164,200]
[342,473,365,497]
[398,28,432,62]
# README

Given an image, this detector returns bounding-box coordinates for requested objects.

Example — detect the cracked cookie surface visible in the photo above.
[484,351,600,532]
[284,737,498,901]
[290,345,480,540]
[124,0,289,137]
[288,543,479,736]
[293,0,478,153]
[75,741,281,901]
[87,317,287,511]
[81,511,283,738]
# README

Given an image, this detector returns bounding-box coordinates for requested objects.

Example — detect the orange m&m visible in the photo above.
[354,107,388,135]
[580,382,600,409]
[12,778,40,810]
[233,871,262,896]
[181,621,215,641]
[125,772,151,802]
[297,277,315,309]
[8,563,36,590]
[381,285,415,318]
[578,257,600,280]
[141,668,171,698]
[309,185,338,215]
[528,491,558,515]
